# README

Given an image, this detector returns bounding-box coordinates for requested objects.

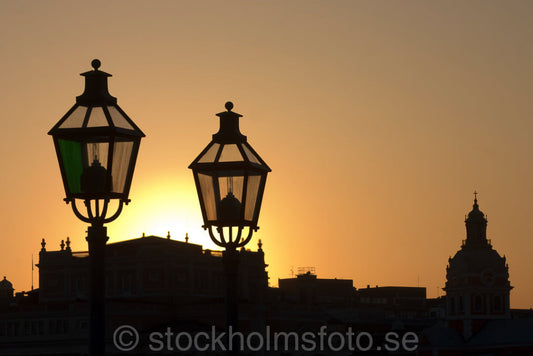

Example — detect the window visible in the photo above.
[493,295,503,312]
[474,294,483,312]
[449,296,456,314]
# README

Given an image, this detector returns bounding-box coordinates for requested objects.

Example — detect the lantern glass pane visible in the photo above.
[58,106,87,129]
[198,143,220,163]
[217,175,244,222]
[87,107,110,127]
[242,144,261,164]
[219,144,244,162]
[218,175,244,202]
[83,142,109,169]
[79,141,110,194]
[111,140,134,194]
[245,175,261,221]
[58,139,83,193]
[107,106,135,130]
[198,173,216,220]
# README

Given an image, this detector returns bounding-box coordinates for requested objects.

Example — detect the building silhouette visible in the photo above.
[356,286,427,319]
[38,234,268,304]
[445,196,512,337]
[1,196,533,355]
[278,268,354,308]
[0,276,14,301]
[420,197,533,354]
[0,234,269,355]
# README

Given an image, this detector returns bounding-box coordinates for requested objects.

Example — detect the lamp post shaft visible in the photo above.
[87,223,108,356]
[223,248,239,355]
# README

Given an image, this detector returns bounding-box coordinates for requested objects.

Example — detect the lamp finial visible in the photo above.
[91,59,101,71]
[225,101,234,112]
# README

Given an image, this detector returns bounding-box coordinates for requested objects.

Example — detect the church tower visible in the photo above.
[444,194,512,339]
[0,276,14,305]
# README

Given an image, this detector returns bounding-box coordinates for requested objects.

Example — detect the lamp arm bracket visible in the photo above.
[207,225,255,249]
[102,200,124,224]
[71,199,93,224]
[100,199,109,220]
[235,226,254,248]
[207,226,227,248]
[70,199,124,224]
[84,200,95,220]
[217,226,228,245]
[233,226,243,245]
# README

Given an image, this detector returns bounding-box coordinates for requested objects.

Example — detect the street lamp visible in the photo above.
[48,59,144,355]
[189,101,270,352]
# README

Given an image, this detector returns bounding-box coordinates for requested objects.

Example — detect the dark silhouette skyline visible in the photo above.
[2,196,533,354]
[1,0,532,317]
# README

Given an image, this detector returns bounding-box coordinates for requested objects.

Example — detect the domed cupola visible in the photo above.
[444,193,512,339]
[0,276,14,300]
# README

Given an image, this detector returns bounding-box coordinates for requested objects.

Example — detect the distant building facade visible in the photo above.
[278,269,354,307]
[2,196,532,355]
[444,196,512,338]
[356,285,427,319]
[0,234,269,355]
[0,276,14,302]
[38,234,268,304]
[420,196,533,355]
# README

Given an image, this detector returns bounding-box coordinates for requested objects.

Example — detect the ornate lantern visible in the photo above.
[189,102,270,249]
[49,59,144,223]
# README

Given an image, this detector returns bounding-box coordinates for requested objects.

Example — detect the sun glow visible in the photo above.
[106,177,222,251]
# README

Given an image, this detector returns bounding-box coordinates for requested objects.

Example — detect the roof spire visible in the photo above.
[465,191,488,246]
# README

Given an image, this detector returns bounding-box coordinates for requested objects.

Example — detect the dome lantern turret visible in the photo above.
[464,192,488,246]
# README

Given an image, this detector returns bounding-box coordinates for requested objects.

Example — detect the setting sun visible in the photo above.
[107,177,219,249]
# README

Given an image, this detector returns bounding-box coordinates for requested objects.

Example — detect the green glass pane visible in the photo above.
[58,139,83,194]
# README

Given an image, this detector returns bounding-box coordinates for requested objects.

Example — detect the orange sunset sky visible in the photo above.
[0,1,532,308]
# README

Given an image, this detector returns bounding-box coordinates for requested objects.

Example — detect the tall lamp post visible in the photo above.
[189,102,270,353]
[48,60,145,355]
